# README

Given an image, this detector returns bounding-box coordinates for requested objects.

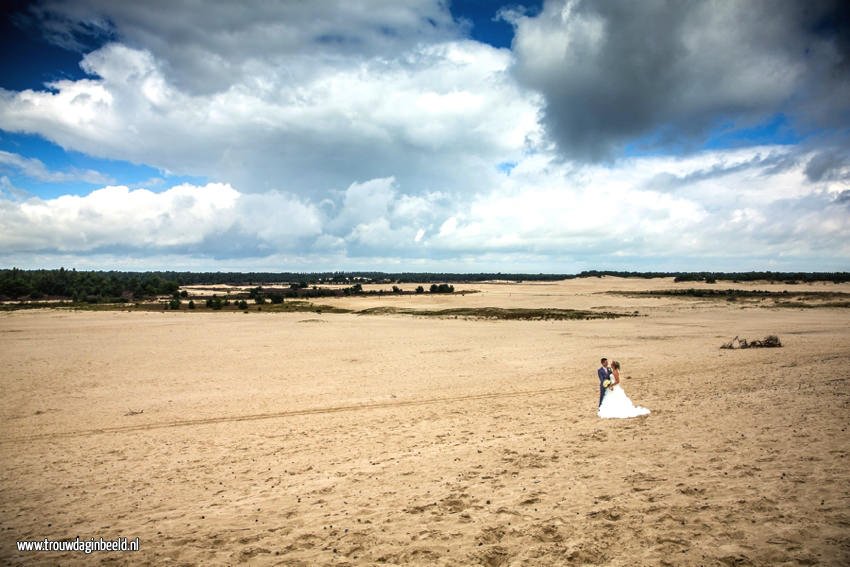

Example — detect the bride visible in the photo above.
[598,360,650,419]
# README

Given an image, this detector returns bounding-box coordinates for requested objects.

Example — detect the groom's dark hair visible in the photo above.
[600,357,607,364]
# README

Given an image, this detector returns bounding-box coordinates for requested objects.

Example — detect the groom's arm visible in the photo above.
[597,367,607,382]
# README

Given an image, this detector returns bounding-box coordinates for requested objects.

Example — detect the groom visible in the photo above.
[597,357,612,407]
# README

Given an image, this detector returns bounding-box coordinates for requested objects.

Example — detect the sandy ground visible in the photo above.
[1,277,848,565]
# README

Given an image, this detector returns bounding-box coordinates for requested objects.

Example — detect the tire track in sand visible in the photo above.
[2,385,573,444]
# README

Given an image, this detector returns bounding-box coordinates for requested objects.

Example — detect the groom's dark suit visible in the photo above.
[597,365,612,407]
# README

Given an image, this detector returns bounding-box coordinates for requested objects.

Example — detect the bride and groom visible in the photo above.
[597,357,650,419]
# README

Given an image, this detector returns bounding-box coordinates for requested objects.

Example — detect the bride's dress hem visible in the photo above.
[597,384,650,419]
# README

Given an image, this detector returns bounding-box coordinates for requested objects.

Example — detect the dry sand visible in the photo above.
[1,277,848,565]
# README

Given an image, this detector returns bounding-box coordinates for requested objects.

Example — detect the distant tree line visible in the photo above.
[3,268,848,302]
[0,266,463,303]
[577,270,850,283]
[0,268,179,302]
[126,271,573,285]
[166,270,850,285]
[243,282,455,301]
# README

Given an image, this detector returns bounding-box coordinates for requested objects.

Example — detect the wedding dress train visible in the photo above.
[598,384,650,419]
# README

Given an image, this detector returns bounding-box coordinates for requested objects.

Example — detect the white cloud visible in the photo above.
[0,182,321,255]
[0,8,541,199]
[237,192,323,242]
[0,150,113,185]
[327,178,398,234]
[8,147,850,270]
[0,175,31,200]
[5,147,845,270]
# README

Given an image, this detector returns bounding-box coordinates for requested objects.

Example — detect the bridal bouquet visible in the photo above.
[602,379,614,389]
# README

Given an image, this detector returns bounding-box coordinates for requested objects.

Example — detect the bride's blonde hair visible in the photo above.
[611,360,621,369]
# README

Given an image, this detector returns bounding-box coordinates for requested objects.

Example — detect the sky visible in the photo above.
[0,0,848,273]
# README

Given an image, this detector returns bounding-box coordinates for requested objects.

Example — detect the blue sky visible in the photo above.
[0,0,848,272]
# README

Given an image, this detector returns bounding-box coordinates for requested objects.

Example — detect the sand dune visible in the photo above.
[1,277,848,565]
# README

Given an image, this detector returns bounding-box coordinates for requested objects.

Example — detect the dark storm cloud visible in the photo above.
[805,148,850,182]
[510,0,850,161]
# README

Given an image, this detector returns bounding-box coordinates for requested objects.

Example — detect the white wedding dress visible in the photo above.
[598,382,650,419]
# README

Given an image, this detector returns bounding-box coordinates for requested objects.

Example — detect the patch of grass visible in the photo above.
[772,300,850,309]
[0,301,134,311]
[0,300,353,314]
[0,300,633,320]
[357,306,635,320]
[254,301,350,314]
[610,289,850,307]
